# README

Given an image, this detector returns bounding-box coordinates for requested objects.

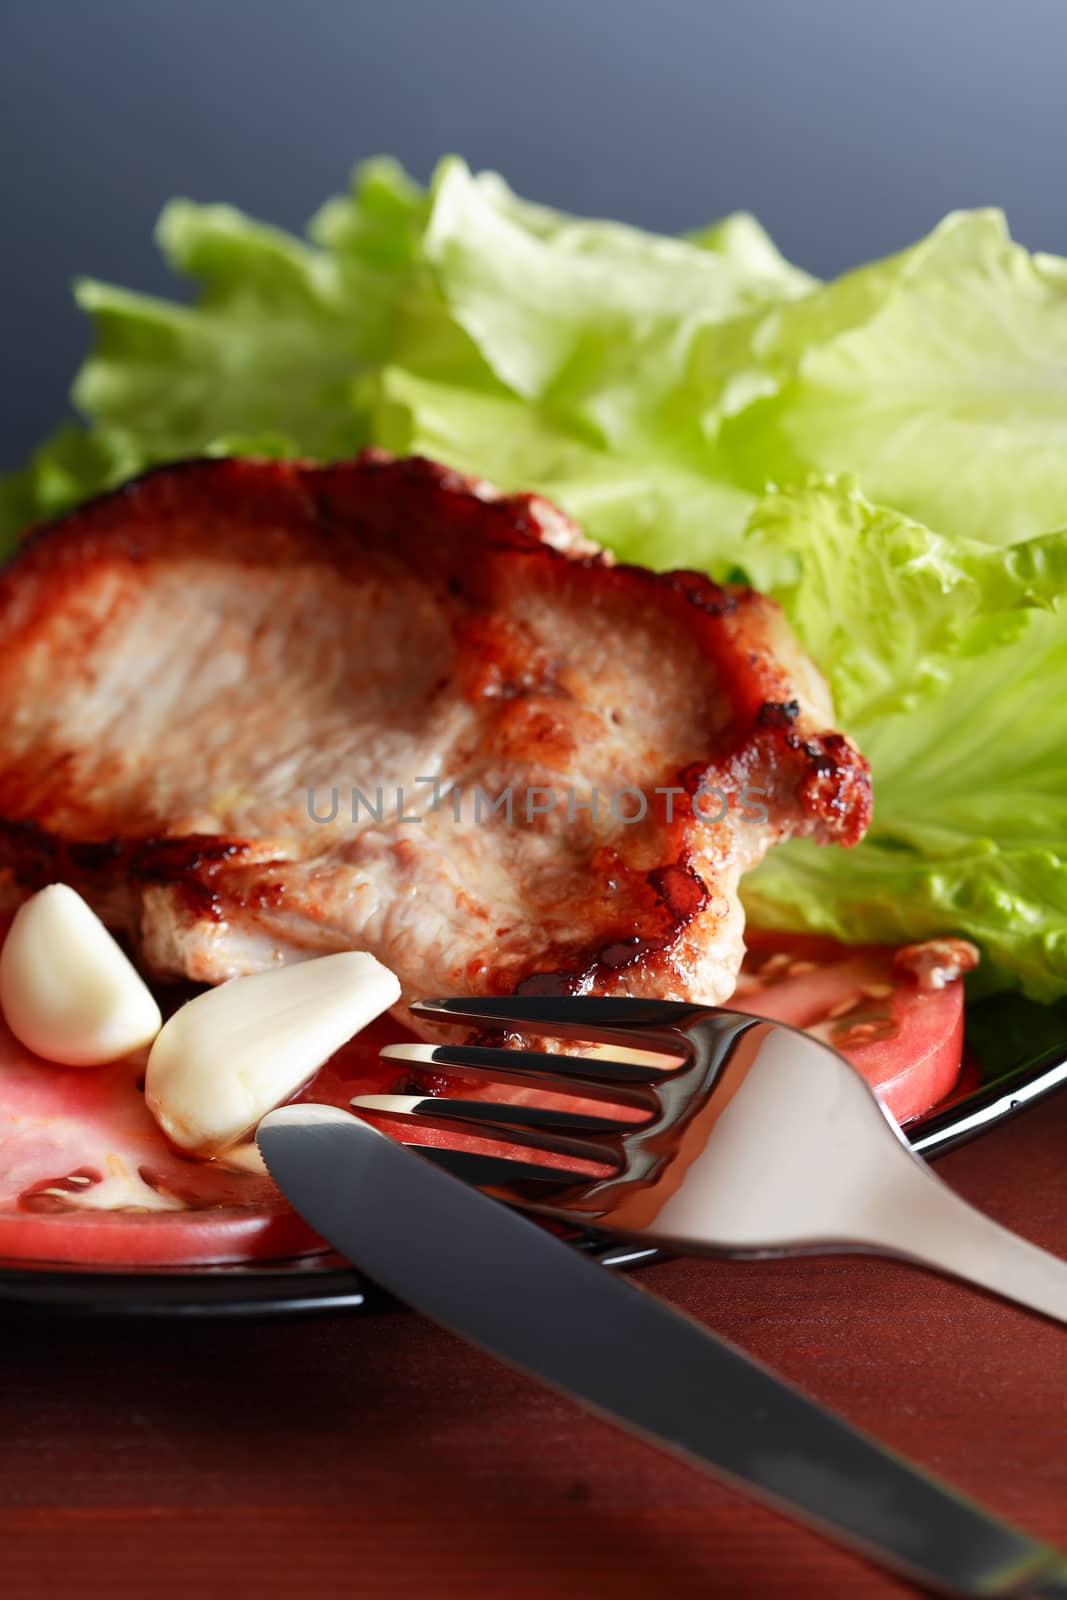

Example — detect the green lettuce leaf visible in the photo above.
[685,210,818,298]
[309,155,428,268]
[719,210,1067,545]
[413,157,815,473]
[738,480,1067,999]
[360,158,819,556]
[78,200,399,445]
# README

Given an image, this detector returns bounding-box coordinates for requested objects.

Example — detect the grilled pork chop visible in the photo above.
[0,453,871,1032]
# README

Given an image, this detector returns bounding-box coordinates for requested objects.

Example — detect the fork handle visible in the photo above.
[857,1151,1067,1326]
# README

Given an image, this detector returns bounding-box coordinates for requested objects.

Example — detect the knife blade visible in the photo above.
[257,1104,1067,1599]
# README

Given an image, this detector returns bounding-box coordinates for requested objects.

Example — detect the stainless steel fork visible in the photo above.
[353,995,1067,1324]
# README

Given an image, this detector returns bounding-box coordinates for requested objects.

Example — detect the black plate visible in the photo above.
[1,992,1064,1317]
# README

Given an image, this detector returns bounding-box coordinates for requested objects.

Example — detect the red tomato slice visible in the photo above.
[0,1012,412,1269]
[730,931,966,1125]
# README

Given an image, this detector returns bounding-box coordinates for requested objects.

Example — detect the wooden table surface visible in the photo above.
[0,1092,1064,1600]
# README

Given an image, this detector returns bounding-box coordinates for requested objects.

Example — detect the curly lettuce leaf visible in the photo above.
[719,210,1067,545]
[685,210,818,299]
[74,204,394,449]
[415,157,814,460]
[738,481,1067,999]
[309,155,428,268]
[358,158,816,554]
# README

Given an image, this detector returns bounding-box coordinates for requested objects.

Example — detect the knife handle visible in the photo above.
[259,1107,1067,1600]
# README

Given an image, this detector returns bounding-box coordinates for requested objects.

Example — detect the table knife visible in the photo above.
[257,1104,1067,1599]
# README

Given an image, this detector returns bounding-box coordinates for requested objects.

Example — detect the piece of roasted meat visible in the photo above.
[0,452,871,1033]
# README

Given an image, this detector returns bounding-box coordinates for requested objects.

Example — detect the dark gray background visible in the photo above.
[4,0,1065,468]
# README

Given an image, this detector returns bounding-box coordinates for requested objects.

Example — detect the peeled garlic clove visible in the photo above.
[145,951,401,1155]
[0,883,163,1067]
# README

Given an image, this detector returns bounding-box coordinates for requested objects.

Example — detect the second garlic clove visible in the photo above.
[145,951,401,1154]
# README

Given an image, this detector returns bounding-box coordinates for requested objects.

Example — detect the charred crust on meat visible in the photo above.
[647,859,709,924]
[757,699,800,728]
[660,570,743,617]
[514,969,588,998]
[596,936,656,969]
[10,452,761,640]
[800,737,836,773]
[795,734,872,842]
[510,854,710,996]
[0,818,248,909]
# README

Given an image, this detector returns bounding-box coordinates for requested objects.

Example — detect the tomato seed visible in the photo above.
[826,993,862,1020]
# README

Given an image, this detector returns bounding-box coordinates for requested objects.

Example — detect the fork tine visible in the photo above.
[404,1144,591,1188]
[410,995,696,1056]
[354,1093,639,1135]
[350,1094,621,1172]
[381,1041,669,1106]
